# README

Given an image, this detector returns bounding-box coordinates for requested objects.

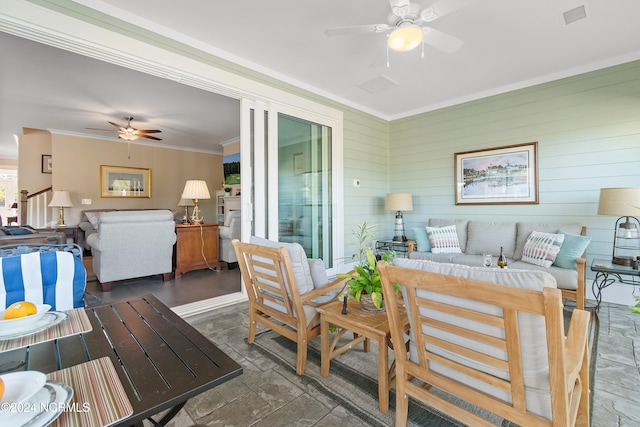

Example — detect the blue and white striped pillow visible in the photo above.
[0,251,86,310]
[521,231,565,268]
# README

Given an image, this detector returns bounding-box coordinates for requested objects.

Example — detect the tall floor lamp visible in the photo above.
[597,187,640,266]
[385,193,413,242]
[182,180,210,224]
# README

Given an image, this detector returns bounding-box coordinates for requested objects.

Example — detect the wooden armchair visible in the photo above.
[233,238,348,375]
[379,261,590,427]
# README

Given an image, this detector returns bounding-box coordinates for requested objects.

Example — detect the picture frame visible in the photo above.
[454,142,538,205]
[41,154,52,174]
[100,165,151,198]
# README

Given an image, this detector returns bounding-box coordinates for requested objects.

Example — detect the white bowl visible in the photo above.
[0,371,47,404]
[0,304,51,334]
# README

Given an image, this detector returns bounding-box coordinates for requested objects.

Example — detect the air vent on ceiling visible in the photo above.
[563,5,587,25]
[356,75,399,94]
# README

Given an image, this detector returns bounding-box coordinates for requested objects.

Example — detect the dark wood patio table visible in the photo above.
[0,294,242,426]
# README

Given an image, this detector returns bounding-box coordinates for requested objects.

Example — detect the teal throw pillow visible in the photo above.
[553,230,591,269]
[412,227,431,252]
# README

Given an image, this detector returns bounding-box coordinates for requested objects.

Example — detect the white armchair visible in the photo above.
[219,210,241,267]
[86,210,177,291]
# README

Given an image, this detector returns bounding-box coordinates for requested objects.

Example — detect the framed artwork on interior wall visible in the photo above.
[100,165,151,198]
[41,154,52,174]
[454,142,538,205]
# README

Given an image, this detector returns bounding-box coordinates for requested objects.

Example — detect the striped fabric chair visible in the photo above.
[0,246,86,310]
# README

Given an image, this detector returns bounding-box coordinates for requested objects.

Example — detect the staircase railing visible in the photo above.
[20,187,53,228]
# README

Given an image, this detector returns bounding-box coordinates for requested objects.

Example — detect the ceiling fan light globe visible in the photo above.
[387,24,423,51]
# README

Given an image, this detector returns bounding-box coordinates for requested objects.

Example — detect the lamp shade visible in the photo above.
[48,190,73,207]
[181,180,211,200]
[597,188,640,216]
[385,193,413,211]
[177,197,195,207]
[387,23,424,51]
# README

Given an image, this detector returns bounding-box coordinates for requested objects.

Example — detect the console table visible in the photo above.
[591,258,640,309]
[175,223,221,278]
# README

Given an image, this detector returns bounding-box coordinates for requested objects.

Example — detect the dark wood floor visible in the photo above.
[84,263,242,307]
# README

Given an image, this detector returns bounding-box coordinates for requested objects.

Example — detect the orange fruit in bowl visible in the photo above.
[4,301,37,320]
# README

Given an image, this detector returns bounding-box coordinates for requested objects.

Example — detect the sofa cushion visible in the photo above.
[250,236,314,295]
[84,212,101,230]
[427,225,462,254]
[553,230,591,269]
[412,227,431,252]
[509,261,578,291]
[428,219,469,252]
[521,231,565,268]
[514,222,581,260]
[465,221,517,258]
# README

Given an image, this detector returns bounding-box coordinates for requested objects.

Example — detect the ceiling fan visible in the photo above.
[88,116,162,141]
[324,0,470,54]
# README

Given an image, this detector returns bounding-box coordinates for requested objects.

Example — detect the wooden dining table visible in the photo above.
[0,294,243,426]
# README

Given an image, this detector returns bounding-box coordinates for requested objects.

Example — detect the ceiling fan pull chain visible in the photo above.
[421,41,425,59]
[386,43,390,68]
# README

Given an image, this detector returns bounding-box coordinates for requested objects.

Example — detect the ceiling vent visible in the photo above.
[563,5,587,25]
[356,75,399,94]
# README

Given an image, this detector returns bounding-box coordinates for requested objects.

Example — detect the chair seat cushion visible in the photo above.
[0,251,86,310]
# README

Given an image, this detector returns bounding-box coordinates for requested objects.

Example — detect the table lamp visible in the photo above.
[385,193,413,242]
[182,180,210,224]
[49,190,73,227]
[177,197,195,224]
[597,187,640,266]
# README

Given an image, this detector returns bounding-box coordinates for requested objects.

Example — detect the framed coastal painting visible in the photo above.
[100,165,151,198]
[454,142,538,205]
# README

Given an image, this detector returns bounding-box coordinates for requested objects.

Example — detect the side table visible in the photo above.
[375,239,415,258]
[316,298,408,414]
[36,225,79,244]
[591,259,640,310]
[175,223,221,278]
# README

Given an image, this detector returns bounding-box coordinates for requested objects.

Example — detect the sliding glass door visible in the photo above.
[241,101,342,274]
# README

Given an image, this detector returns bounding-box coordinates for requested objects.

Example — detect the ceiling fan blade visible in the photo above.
[430,0,476,18]
[389,0,411,17]
[85,127,115,131]
[325,24,390,36]
[139,134,162,141]
[423,27,463,53]
[137,129,162,134]
[107,121,126,132]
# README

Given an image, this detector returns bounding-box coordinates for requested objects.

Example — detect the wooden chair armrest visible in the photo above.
[300,276,349,307]
[575,257,587,309]
[564,308,590,385]
[407,241,416,258]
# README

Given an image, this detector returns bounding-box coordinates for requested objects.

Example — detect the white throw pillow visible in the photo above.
[521,231,565,268]
[427,225,462,254]
[84,212,101,230]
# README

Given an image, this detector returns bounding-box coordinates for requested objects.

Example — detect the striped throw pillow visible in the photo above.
[521,231,565,268]
[427,225,462,254]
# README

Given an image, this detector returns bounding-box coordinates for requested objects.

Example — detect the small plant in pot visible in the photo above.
[338,222,398,311]
[224,187,232,195]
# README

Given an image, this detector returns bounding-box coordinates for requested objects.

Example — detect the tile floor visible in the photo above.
[91,269,640,426]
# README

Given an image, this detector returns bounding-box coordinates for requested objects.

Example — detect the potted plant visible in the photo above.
[338,222,398,311]
[631,296,640,314]
[224,187,232,196]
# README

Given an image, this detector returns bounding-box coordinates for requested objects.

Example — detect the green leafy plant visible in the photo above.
[338,221,398,309]
[630,296,640,314]
[224,187,232,193]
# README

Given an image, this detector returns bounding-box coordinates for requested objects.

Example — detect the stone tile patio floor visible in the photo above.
[147,301,640,426]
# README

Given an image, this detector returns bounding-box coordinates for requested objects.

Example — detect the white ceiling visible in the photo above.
[2,0,640,158]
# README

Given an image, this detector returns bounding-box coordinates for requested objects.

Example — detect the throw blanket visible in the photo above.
[0,251,86,310]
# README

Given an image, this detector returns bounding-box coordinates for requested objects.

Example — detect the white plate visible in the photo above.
[0,380,73,427]
[0,312,68,340]
[0,305,51,334]
[0,371,46,404]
